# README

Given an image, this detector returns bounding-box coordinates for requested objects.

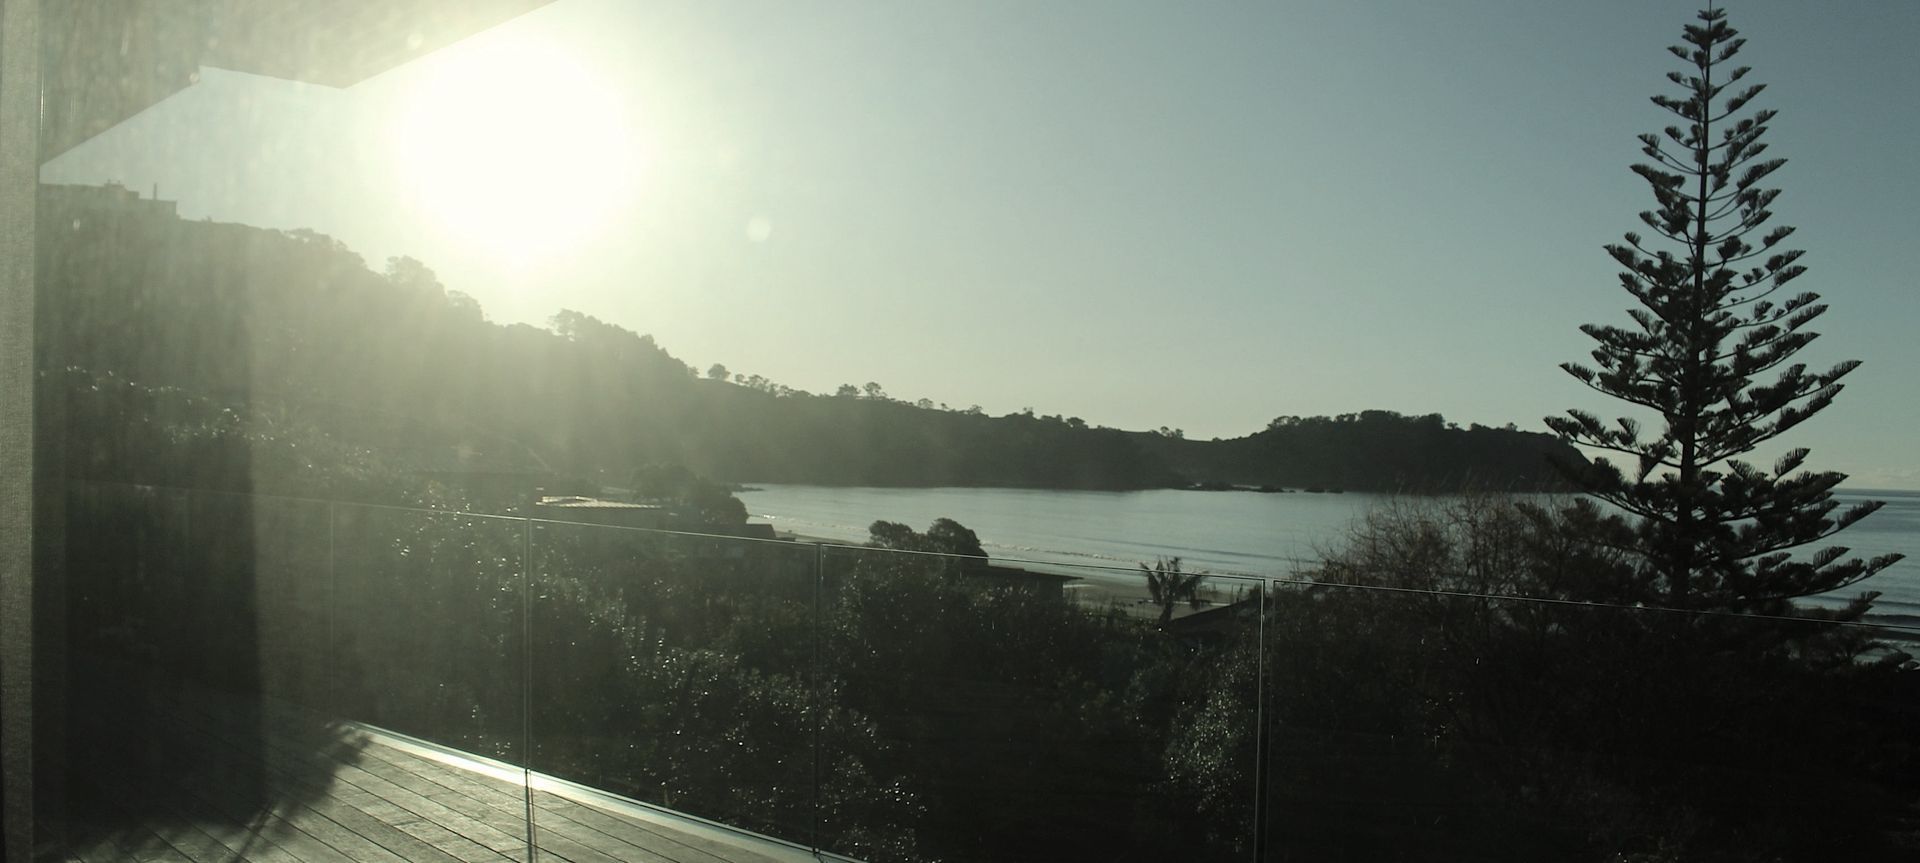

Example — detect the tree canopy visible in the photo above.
[1546,7,1902,613]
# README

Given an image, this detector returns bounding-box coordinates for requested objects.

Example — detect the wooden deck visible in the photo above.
[61,699,814,863]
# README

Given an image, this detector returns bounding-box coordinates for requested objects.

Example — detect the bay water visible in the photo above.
[738,484,1920,624]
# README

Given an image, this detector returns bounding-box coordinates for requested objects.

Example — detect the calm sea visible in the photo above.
[737,484,1920,623]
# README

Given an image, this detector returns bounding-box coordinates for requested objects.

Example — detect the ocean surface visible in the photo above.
[737,484,1920,623]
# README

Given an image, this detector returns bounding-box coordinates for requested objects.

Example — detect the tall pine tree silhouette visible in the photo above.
[1547,5,1902,614]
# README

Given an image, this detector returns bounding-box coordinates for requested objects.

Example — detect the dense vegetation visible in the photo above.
[65,481,1260,862]
[65,482,1919,863]
[1261,497,1919,862]
[39,183,1578,495]
[1142,411,1574,492]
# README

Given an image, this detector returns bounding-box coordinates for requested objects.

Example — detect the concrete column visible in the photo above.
[0,0,40,859]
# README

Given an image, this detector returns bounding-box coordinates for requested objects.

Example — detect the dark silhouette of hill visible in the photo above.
[38,183,1581,493]
[1139,412,1577,493]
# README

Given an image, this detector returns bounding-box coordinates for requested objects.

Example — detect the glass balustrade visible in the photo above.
[43,483,1920,863]
[528,520,821,855]
[1262,579,1920,861]
[816,544,1265,863]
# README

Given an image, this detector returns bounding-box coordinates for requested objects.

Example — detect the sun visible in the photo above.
[390,36,643,262]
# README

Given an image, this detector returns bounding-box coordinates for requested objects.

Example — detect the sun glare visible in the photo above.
[391,37,643,262]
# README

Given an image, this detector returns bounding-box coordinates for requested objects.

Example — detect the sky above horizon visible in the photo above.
[41,0,1920,488]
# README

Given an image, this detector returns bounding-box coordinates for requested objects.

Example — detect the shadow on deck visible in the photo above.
[62,695,821,863]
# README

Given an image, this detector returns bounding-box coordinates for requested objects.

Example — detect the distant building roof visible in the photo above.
[982,564,1080,583]
[1165,596,1260,638]
[536,496,662,511]
[39,182,178,219]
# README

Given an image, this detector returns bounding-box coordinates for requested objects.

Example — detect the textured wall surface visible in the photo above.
[0,0,39,858]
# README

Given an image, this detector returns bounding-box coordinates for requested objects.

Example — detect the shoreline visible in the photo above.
[773,530,1920,636]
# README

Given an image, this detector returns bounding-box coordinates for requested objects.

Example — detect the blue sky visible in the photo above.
[43,0,1920,487]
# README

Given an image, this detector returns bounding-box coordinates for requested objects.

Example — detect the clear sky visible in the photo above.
[41,0,1920,487]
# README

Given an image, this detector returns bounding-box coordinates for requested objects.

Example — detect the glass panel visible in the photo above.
[61,482,202,839]
[327,501,535,862]
[330,503,528,759]
[223,490,334,716]
[60,484,529,861]
[819,544,1263,863]
[63,483,303,852]
[1263,579,1920,861]
[528,521,821,854]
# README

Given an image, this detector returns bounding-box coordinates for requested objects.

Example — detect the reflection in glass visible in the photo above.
[331,504,528,763]
[530,522,820,845]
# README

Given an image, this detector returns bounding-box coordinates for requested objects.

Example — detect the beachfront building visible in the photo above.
[534,495,668,530]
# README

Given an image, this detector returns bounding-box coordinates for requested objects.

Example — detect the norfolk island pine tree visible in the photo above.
[1546,5,1903,617]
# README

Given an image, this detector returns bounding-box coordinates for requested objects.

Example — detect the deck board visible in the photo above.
[94,707,458,863]
[528,792,778,863]
[149,823,253,863]
[156,705,524,863]
[81,721,348,863]
[61,698,817,863]
[348,745,681,863]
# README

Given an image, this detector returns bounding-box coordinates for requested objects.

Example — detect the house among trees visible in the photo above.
[967,563,1079,600]
[39,181,177,220]
[532,494,667,530]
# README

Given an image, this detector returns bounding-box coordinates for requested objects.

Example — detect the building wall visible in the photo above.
[1,1,41,858]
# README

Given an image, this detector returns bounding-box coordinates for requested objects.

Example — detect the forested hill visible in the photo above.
[1136,413,1580,492]
[38,184,1581,492]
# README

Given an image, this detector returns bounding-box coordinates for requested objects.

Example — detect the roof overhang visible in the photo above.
[40,0,554,161]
